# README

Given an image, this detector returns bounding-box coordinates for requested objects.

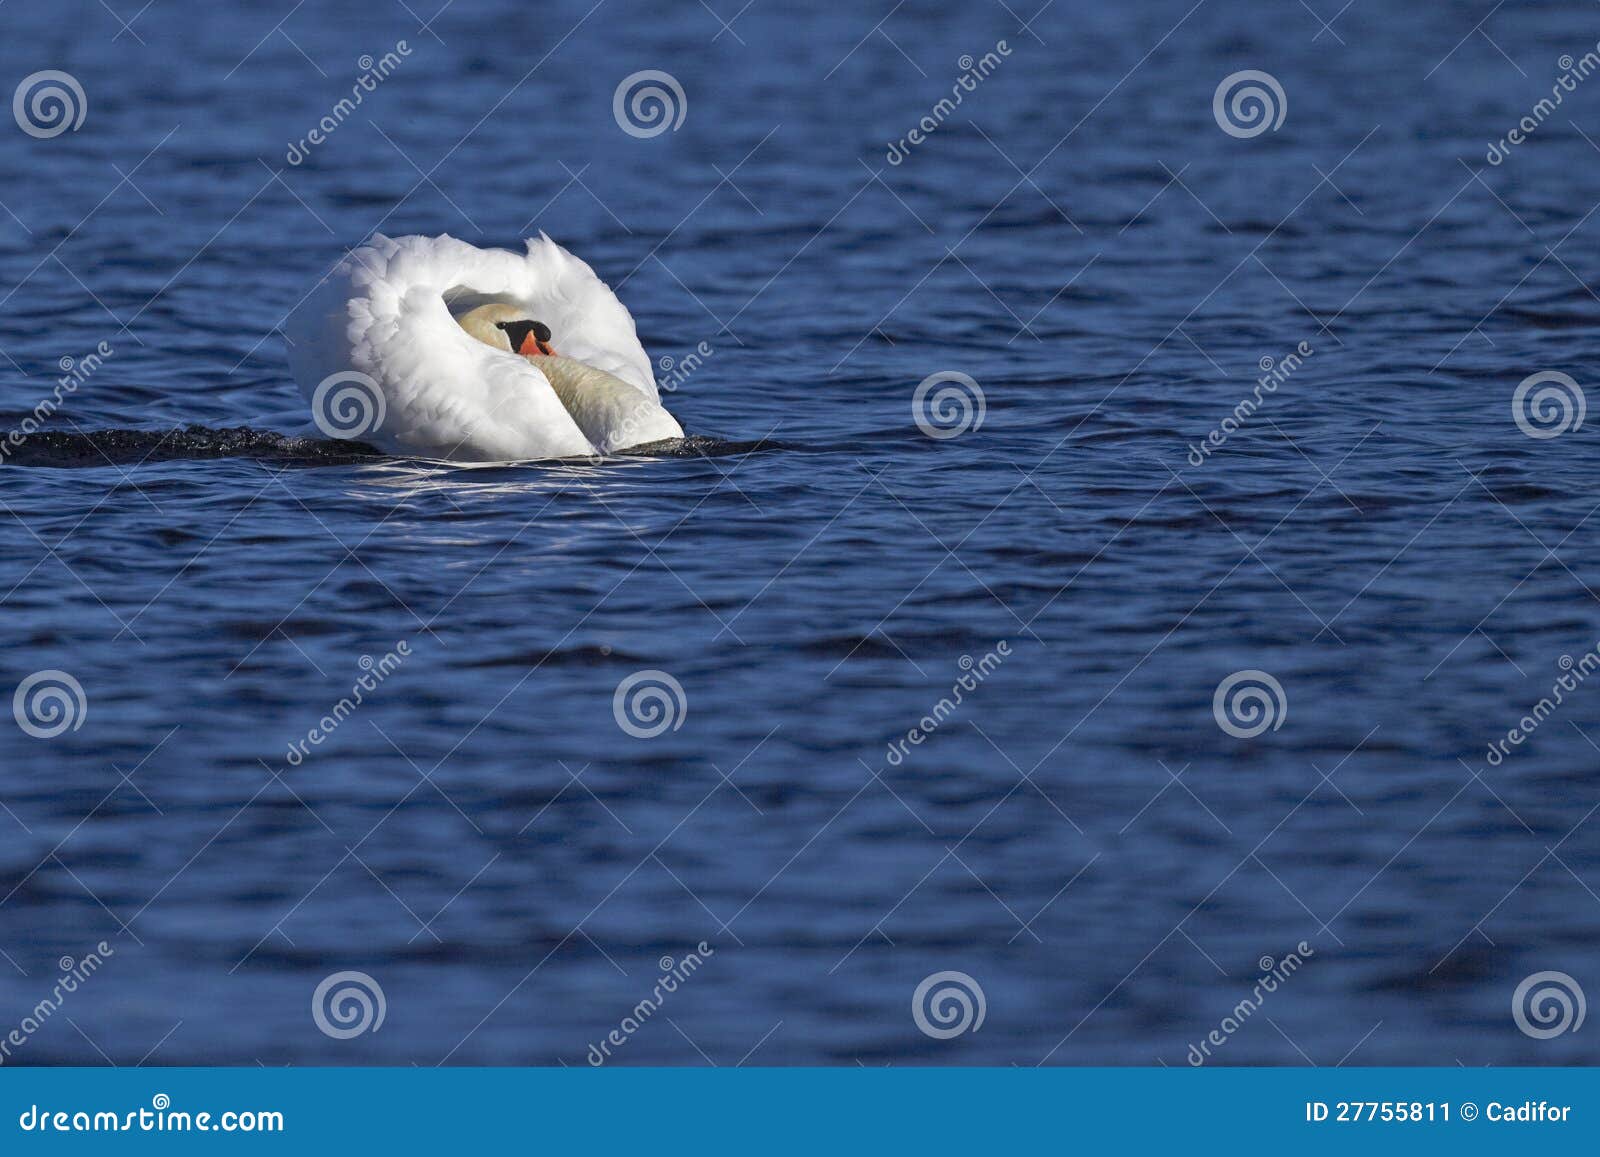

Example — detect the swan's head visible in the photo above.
[455,302,559,357]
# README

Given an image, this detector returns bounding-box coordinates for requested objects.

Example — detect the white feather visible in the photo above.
[285,233,682,461]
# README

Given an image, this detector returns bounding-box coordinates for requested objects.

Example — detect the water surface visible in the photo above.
[0,0,1598,1064]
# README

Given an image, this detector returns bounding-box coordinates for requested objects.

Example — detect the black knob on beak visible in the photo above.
[495,319,554,355]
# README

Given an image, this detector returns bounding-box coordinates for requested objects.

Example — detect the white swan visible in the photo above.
[285,233,684,461]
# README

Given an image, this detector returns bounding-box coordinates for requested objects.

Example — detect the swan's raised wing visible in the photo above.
[286,234,605,461]
[507,233,658,402]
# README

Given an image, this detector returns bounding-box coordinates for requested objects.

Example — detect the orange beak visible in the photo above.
[517,332,557,357]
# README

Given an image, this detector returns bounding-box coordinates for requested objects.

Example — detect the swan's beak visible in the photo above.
[496,319,558,358]
[515,331,557,358]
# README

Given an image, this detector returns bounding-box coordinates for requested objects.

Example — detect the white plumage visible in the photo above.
[285,233,683,461]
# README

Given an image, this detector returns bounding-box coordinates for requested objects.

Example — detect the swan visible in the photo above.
[285,233,684,461]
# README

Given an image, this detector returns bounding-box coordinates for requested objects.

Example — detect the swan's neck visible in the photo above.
[526,355,629,413]
[526,355,662,449]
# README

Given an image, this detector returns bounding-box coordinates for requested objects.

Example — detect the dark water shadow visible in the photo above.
[0,427,798,469]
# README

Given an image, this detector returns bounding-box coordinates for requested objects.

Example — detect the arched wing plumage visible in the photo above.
[286,233,658,461]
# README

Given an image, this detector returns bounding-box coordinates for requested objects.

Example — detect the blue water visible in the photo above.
[1,0,1598,1066]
